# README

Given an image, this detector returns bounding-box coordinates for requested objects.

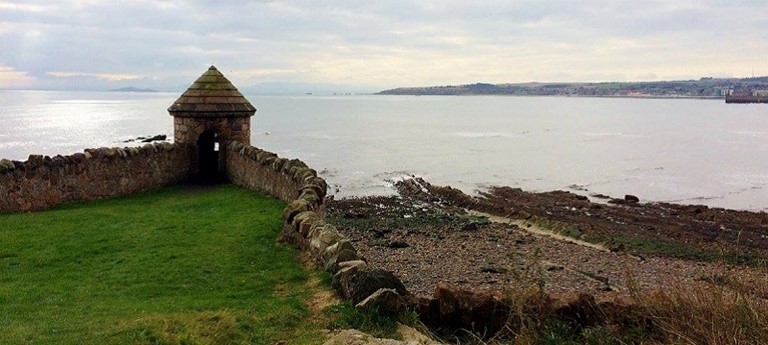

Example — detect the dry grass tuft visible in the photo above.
[634,282,768,345]
[453,273,768,345]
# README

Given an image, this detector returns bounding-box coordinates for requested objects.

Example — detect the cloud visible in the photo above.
[0,65,33,88]
[0,0,767,90]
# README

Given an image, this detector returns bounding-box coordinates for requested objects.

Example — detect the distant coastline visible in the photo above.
[108,87,157,93]
[378,76,768,99]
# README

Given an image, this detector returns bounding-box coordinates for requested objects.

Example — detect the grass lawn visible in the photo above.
[0,184,335,345]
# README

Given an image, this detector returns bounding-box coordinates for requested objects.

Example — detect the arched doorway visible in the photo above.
[197,129,220,183]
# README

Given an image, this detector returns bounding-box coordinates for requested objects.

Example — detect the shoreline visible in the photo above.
[375,93,725,100]
[328,177,768,299]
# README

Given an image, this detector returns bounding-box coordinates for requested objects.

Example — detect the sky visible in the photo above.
[1,0,767,92]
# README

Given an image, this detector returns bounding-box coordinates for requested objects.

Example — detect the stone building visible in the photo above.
[168,65,256,183]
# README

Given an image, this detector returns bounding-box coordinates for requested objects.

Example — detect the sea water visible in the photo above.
[1,90,766,211]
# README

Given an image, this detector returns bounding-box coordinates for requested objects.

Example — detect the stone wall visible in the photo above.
[226,142,412,314]
[0,142,192,213]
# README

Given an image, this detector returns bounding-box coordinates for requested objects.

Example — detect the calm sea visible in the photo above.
[1,90,766,211]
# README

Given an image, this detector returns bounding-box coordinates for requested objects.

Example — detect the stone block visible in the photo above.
[347,268,408,304]
[321,238,357,263]
[26,155,43,169]
[300,183,327,200]
[299,189,321,208]
[309,225,343,258]
[283,199,311,223]
[271,157,287,172]
[306,177,328,195]
[332,260,369,298]
[261,155,277,166]
[355,288,406,315]
[291,210,316,232]
[324,248,363,274]
[307,220,327,239]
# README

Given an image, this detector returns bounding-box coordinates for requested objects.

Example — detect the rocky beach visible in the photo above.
[328,178,768,301]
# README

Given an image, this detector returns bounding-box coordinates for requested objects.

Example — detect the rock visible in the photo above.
[292,211,317,235]
[26,155,43,169]
[591,193,611,199]
[480,266,508,274]
[0,159,15,173]
[322,239,357,262]
[348,269,408,304]
[624,194,640,203]
[283,199,311,223]
[324,248,363,274]
[309,225,344,258]
[299,189,321,207]
[140,134,167,143]
[355,288,406,315]
[387,240,410,249]
[428,283,510,335]
[271,157,287,172]
[332,260,369,298]
[542,261,565,271]
[322,329,409,345]
[301,183,327,200]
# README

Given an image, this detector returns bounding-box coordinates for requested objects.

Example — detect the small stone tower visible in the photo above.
[168,65,256,182]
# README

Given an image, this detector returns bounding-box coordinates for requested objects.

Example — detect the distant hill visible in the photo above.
[378,77,768,98]
[108,87,157,92]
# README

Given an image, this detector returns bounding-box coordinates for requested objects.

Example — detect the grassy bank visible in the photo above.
[0,185,333,344]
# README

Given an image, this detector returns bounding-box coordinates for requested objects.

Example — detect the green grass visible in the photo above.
[0,184,331,345]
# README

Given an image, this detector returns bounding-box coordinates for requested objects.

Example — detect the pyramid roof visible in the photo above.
[168,65,256,117]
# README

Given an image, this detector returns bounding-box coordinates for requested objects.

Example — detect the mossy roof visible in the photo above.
[168,65,256,117]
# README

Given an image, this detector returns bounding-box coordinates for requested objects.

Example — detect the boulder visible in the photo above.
[325,249,364,274]
[624,194,640,203]
[140,134,166,143]
[348,269,408,304]
[355,288,406,315]
[0,159,15,173]
[332,260,370,298]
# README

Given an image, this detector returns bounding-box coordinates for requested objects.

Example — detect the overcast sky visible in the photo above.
[1,0,767,91]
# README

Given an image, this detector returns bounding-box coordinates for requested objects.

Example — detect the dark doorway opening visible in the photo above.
[197,129,220,184]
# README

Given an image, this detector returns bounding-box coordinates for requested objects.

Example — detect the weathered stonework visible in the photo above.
[225,141,413,315]
[0,142,193,213]
[173,116,251,147]
[168,65,255,182]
